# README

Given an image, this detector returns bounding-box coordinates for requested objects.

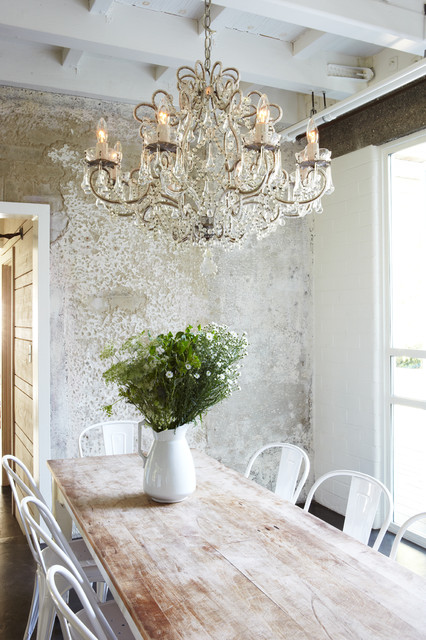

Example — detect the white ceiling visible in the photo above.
[0,0,425,125]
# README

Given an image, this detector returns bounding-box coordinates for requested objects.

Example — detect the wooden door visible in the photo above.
[1,256,13,485]
[1,218,33,491]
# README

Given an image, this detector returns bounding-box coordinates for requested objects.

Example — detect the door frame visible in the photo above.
[0,202,51,504]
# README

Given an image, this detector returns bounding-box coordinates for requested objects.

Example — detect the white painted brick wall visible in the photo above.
[313,146,383,514]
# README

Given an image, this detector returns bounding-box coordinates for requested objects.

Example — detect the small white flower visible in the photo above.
[157,346,165,355]
[206,332,214,341]
[218,374,225,380]
[165,371,173,378]
[193,372,200,379]
[206,370,211,376]
[185,363,192,370]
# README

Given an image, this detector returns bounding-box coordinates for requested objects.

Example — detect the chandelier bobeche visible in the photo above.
[81,0,333,249]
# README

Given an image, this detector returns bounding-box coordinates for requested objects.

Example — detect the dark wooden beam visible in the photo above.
[318,77,426,158]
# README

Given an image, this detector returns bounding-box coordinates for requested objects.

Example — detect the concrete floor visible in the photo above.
[1,487,426,640]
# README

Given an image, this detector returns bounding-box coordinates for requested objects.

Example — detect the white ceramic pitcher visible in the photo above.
[138,423,196,503]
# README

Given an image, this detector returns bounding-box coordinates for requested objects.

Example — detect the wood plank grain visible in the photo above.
[48,452,426,640]
[15,374,33,400]
[14,226,33,279]
[15,270,33,290]
[14,338,33,385]
[15,432,33,470]
[14,385,33,441]
[15,422,33,455]
[15,326,32,341]
[14,283,32,328]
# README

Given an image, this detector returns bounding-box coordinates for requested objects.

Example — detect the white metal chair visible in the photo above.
[390,511,426,560]
[47,565,109,640]
[1,454,106,640]
[304,470,393,551]
[78,420,143,457]
[21,496,134,640]
[244,442,310,504]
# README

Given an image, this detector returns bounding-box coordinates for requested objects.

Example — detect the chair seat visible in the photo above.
[43,541,104,585]
[77,600,135,639]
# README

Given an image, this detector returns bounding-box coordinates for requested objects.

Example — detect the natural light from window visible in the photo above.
[389,140,426,541]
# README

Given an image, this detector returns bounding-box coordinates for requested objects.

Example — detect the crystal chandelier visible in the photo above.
[81,0,333,249]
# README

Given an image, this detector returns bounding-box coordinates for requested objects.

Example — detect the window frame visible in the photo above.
[381,130,426,545]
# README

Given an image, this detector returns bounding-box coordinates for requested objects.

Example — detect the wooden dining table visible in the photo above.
[48,450,426,640]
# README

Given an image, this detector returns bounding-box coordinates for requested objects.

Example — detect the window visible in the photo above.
[387,137,426,543]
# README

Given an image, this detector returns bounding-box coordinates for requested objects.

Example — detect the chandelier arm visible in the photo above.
[177,64,205,82]
[219,88,243,119]
[224,119,241,173]
[159,182,186,196]
[242,202,280,226]
[151,89,175,112]
[156,198,179,208]
[88,169,143,206]
[134,102,157,123]
[275,171,328,206]
[236,173,270,197]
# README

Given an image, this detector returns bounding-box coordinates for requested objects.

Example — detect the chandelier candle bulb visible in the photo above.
[157,105,171,143]
[95,118,109,160]
[306,117,319,161]
[254,94,270,143]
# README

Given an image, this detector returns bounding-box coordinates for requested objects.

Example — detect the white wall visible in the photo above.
[313,146,385,514]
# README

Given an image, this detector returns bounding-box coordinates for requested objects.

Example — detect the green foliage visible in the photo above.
[396,356,422,369]
[101,323,248,432]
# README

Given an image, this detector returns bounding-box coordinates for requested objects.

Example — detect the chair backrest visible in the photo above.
[244,442,310,504]
[2,454,46,559]
[390,512,426,560]
[21,495,89,581]
[47,565,108,640]
[78,420,143,457]
[21,496,116,640]
[304,470,393,551]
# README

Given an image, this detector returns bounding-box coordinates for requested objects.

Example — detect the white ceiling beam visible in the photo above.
[239,81,257,93]
[0,37,167,105]
[88,0,114,15]
[61,48,84,69]
[0,36,302,124]
[153,65,170,81]
[216,0,426,55]
[0,0,364,99]
[292,29,339,60]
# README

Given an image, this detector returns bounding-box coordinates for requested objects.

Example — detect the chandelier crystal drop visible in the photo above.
[81,0,334,249]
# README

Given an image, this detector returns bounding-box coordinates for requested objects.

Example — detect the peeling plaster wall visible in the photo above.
[0,85,313,488]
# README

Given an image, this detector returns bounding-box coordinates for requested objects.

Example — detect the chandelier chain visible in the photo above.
[204,0,212,73]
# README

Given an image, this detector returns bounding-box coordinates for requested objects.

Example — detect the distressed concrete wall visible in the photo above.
[0,85,313,486]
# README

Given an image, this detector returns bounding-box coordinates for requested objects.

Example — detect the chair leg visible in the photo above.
[23,574,39,640]
[35,572,57,640]
[96,581,109,602]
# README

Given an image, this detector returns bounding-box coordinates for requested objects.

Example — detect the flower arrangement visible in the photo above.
[101,323,248,432]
